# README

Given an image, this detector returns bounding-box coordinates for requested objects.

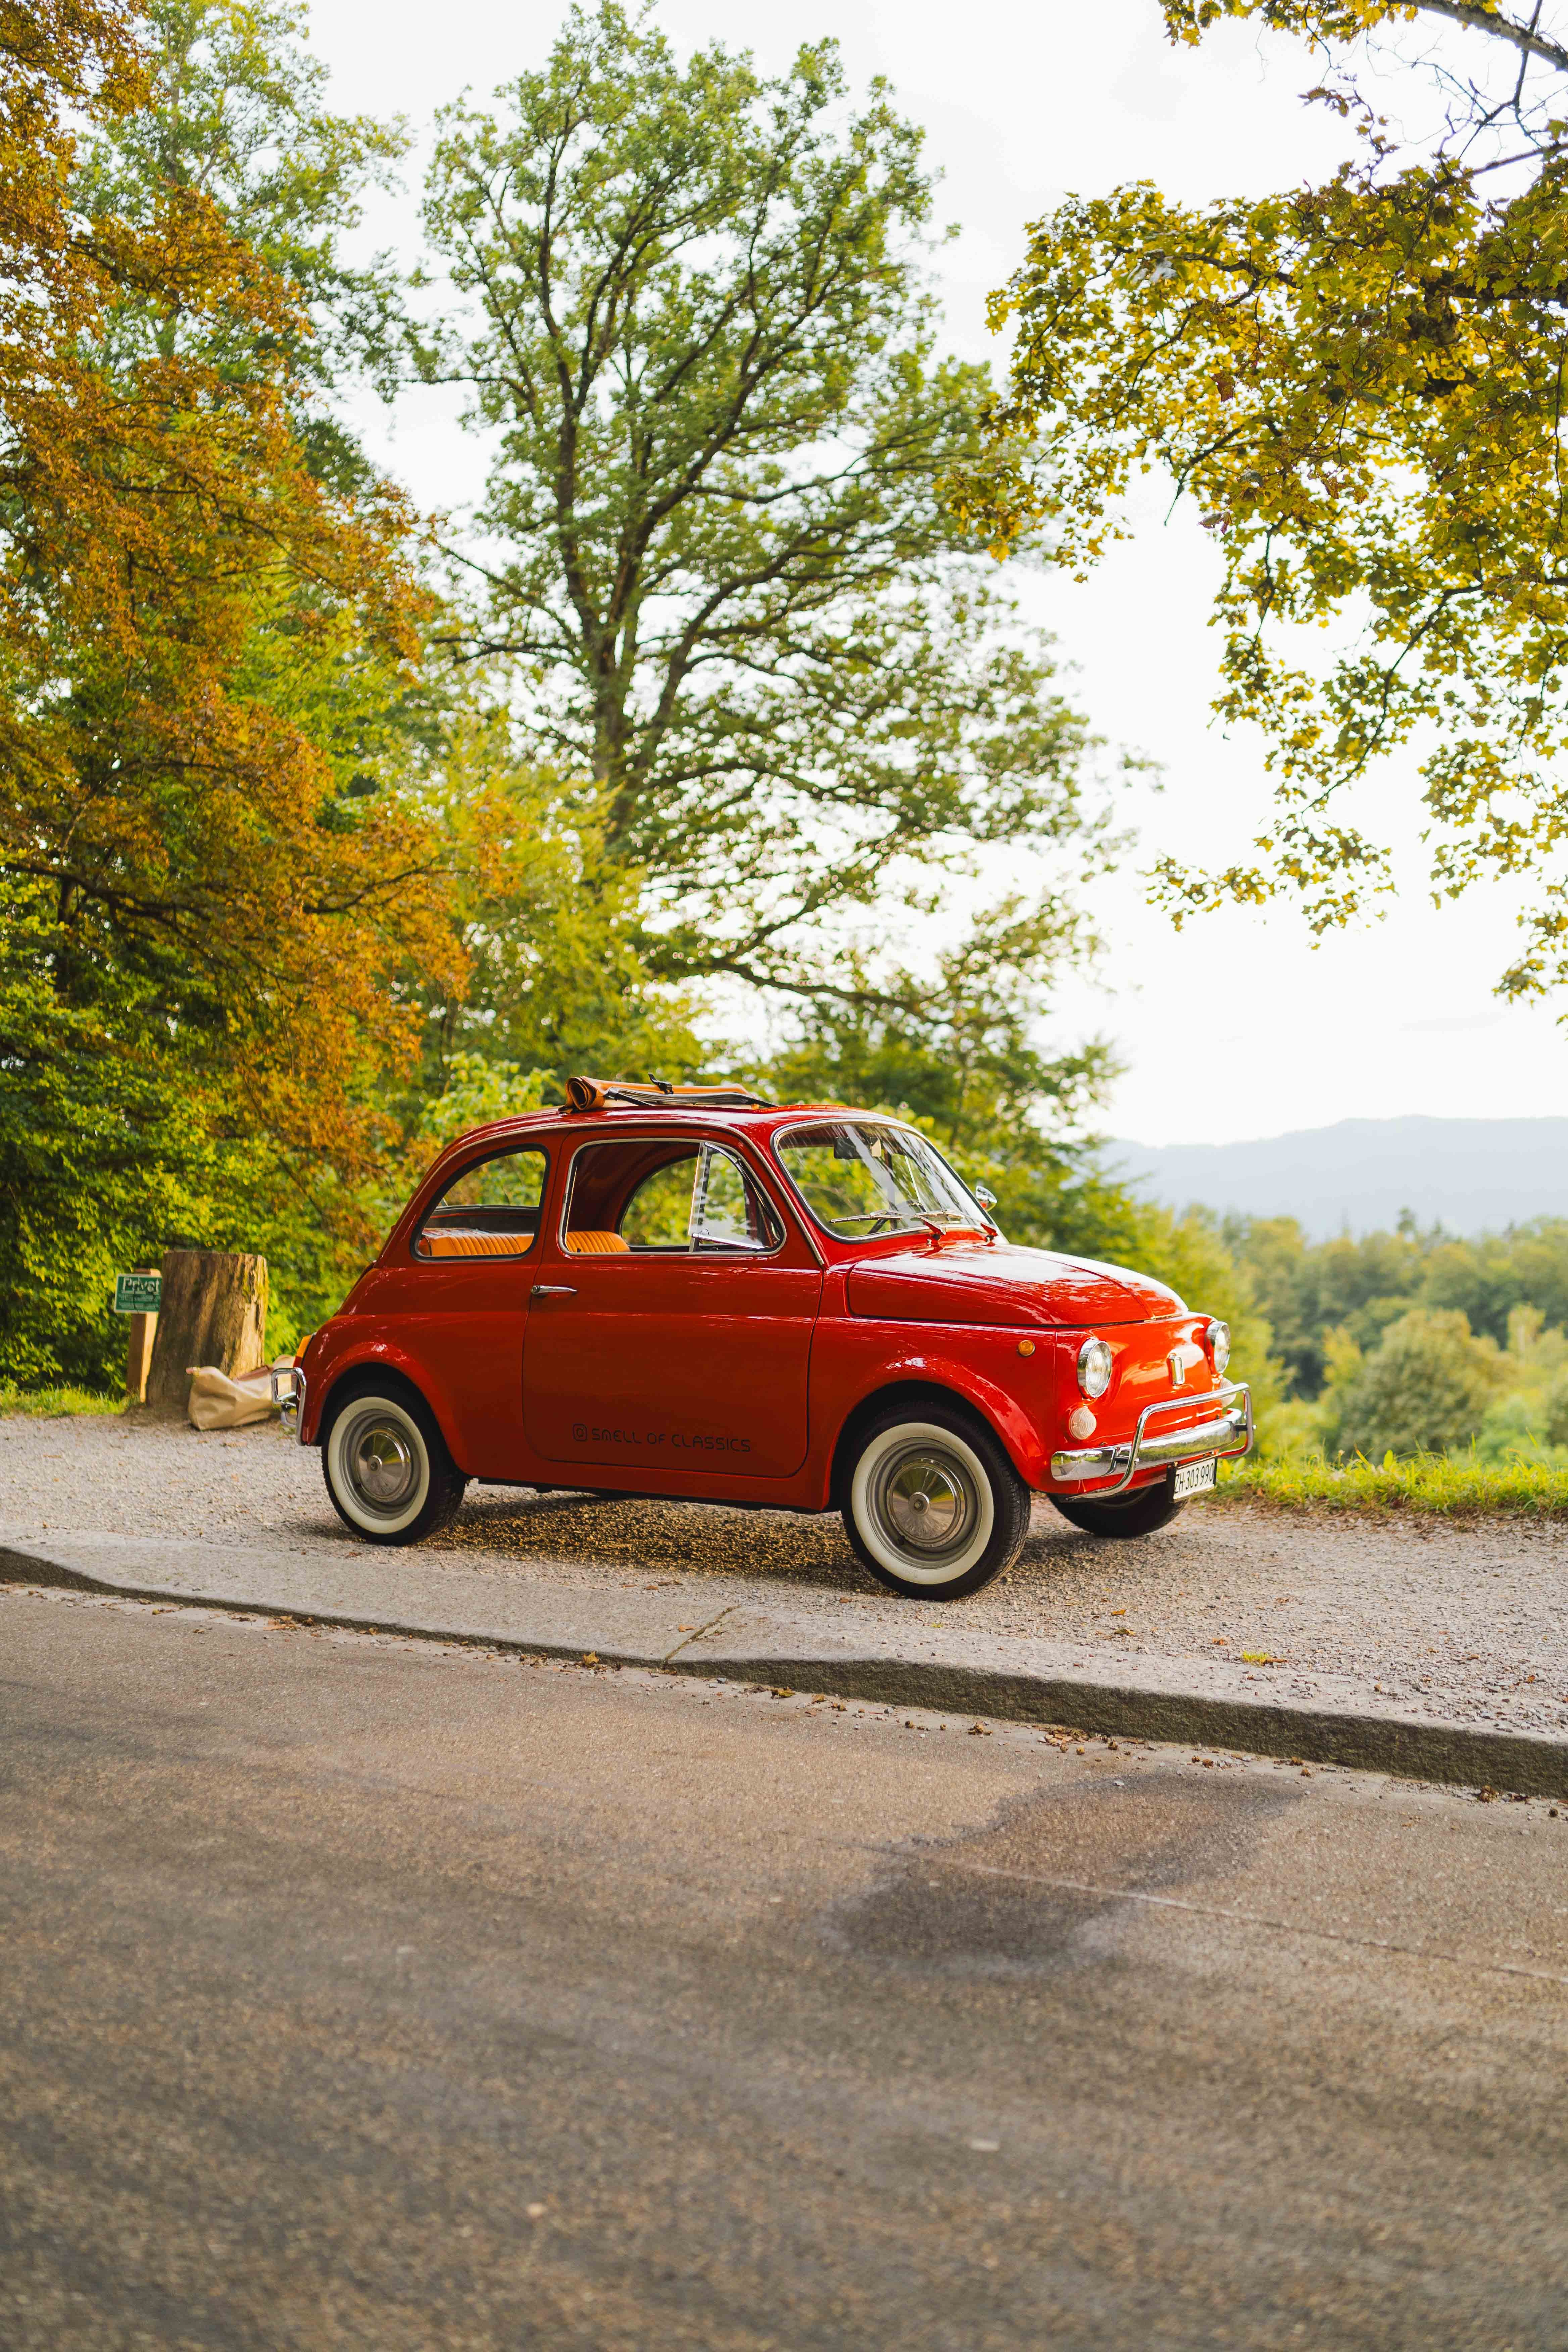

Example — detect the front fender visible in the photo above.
[827,1343,1052,1494]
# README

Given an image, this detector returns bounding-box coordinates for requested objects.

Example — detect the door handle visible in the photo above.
[531,1284,577,1298]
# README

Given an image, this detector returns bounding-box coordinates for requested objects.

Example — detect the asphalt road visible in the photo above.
[3,1586,1567,2351]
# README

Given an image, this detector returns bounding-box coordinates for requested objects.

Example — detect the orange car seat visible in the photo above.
[420,1230,528,1258]
[564,1230,631,1255]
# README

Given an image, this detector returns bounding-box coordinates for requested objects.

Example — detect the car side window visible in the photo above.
[564,1138,783,1256]
[689,1144,762,1249]
[619,1155,699,1250]
[414,1146,548,1260]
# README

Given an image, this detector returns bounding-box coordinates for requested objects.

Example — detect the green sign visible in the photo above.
[114,1272,162,1315]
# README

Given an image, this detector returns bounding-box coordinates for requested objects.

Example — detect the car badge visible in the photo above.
[1168,1349,1187,1388]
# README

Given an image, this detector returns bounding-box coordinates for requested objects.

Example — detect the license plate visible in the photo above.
[1173,1456,1218,1499]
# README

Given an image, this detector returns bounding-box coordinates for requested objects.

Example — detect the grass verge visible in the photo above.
[1221,1454,1568,1518]
[0,1386,125,1419]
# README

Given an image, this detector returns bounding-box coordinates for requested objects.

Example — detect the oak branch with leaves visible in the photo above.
[962,0,1568,995]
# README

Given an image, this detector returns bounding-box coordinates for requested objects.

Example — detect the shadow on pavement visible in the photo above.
[828,1770,1301,1977]
[422,1486,1119,1600]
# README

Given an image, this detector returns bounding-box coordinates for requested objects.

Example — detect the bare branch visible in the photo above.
[1411,0,1568,78]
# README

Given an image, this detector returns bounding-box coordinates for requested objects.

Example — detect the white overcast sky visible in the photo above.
[304,0,1568,1145]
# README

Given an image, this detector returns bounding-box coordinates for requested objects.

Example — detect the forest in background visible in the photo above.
[1215,1214,1568,1467]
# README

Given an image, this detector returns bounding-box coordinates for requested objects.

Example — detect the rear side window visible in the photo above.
[563,1137,784,1256]
[414,1146,548,1260]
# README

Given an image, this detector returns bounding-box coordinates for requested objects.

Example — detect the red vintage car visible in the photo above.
[277,1079,1251,1599]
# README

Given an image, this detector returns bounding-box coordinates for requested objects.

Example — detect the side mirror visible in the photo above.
[974,1184,998,1211]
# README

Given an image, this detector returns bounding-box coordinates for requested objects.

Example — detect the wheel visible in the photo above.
[840,1404,1031,1600]
[1051,1473,1184,1539]
[321,1380,468,1545]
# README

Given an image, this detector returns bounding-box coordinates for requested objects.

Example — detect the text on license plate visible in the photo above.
[1173,1456,1218,1499]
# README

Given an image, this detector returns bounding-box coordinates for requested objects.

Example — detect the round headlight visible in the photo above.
[1205,1319,1231,1376]
[1077,1337,1114,1399]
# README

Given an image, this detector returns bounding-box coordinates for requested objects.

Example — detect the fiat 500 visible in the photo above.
[276,1079,1251,1600]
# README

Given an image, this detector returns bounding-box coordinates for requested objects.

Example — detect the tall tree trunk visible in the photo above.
[145,1249,268,1418]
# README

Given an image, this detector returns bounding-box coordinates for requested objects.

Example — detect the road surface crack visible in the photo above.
[934,1854,1568,1990]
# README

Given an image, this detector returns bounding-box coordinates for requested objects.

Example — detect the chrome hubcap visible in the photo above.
[345,1412,419,1513]
[876,1447,977,1558]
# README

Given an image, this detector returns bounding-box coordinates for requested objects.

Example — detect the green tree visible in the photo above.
[1543,1366,1568,1450]
[417,2,1112,1003]
[1135,1205,1282,1429]
[1223,1211,1568,1400]
[1225,1214,1429,1392]
[0,0,458,1384]
[75,0,407,489]
[396,700,708,1110]
[760,896,1114,1144]
[1323,1308,1504,1459]
[1219,1215,1330,1395]
[0,883,225,1388]
[965,0,1568,990]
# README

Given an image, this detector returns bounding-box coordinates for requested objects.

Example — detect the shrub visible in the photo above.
[1543,1370,1568,1452]
[1469,1391,1564,1469]
[1326,1309,1503,1461]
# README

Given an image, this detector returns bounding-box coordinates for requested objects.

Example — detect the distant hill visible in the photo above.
[1107,1117,1568,1241]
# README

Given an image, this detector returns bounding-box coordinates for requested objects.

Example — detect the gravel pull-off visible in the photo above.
[4,1411,1566,1738]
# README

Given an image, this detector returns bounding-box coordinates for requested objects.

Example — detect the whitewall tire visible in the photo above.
[841,1406,1031,1600]
[322,1384,467,1545]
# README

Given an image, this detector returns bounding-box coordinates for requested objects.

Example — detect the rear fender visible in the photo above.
[298,1335,458,1455]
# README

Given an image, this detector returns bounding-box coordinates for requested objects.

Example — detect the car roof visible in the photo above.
[438,1101,895,1158]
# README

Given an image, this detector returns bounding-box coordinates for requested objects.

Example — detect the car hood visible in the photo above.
[845,1241,1183,1328]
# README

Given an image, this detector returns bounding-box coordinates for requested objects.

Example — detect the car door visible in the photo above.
[392,1139,551,1477]
[522,1131,821,1478]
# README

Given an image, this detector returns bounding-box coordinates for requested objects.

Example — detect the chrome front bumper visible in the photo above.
[1050,1381,1252,1494]
[271,1362,307,1442]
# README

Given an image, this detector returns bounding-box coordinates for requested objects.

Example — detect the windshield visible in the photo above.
[775,1122,989,1240]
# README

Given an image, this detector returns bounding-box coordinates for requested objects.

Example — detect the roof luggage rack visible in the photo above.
[564,1075,770,1113]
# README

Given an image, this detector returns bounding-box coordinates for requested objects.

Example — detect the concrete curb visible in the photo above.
[6,1542,1565,1800]
[694,1652,1568,1797]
